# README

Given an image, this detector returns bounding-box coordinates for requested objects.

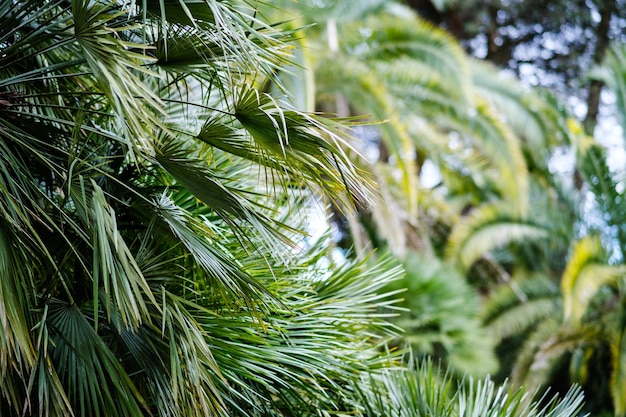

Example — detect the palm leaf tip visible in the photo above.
[233,88,377,211]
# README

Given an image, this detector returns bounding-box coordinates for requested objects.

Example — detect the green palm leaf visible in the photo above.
[561,235,625,325]
[351,357,585,417]
[471,60,566,160]
[315,56,419,218]
[386,253,498,376]
[91,182,157,330]
[232,87,375,210]
[482,275,561,341]
[346,14,471,102]
[446,203,550,270]
[46,299,146,417]
[511,318,598,393]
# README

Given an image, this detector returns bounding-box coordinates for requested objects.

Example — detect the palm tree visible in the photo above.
[259,3,626,415]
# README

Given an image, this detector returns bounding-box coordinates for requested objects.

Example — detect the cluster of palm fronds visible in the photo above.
[0,0,588,416]
[0,0,384,414]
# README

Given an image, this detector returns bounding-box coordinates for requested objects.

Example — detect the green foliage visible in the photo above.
[386,253,498,376]
[0,0,400,415]
[482,275,561,342]
[0,0,594,416]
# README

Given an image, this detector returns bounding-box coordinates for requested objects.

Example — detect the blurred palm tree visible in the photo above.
[469,44,626,417]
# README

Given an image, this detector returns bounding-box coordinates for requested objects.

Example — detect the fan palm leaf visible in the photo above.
[445,203,550,271]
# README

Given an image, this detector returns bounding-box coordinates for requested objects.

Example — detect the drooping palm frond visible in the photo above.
[561,235,625,325]
[232,87,376,209]
[443,99,530,213]
[315,56,419,220]
[445,203,550,271]
[470,60,570,175]
[350,14,471,100]
[482,275,561,341]
[312,9,474,229]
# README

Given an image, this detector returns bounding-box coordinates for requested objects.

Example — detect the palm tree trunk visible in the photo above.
[583,0,615,135]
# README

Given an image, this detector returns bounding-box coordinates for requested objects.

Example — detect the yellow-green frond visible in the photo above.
[561,235,625,325]
[446,203,549,270]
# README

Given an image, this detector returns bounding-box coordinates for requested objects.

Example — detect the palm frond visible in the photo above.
[578,142,626,260]
[0,226,38,415]
[482,275,561,341]
[46,298,147,417]
[153,193,271,313]
[458,373,584,417]
[173,243,404,415]
[561,235,625,325]
[446,203,550,271]
[351,358,455,417]
[387,253,498,376]
[91,182,157,330]
[350,356,585,417]
[511,318,597,392]
[315,56,419,217]
[470,60,568,173]
[344,14,471,103]
[446,100,530,212]
[155,137,296,248]
[148,0,295,75]
[233,87,376,210]
[72,0,165,156]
